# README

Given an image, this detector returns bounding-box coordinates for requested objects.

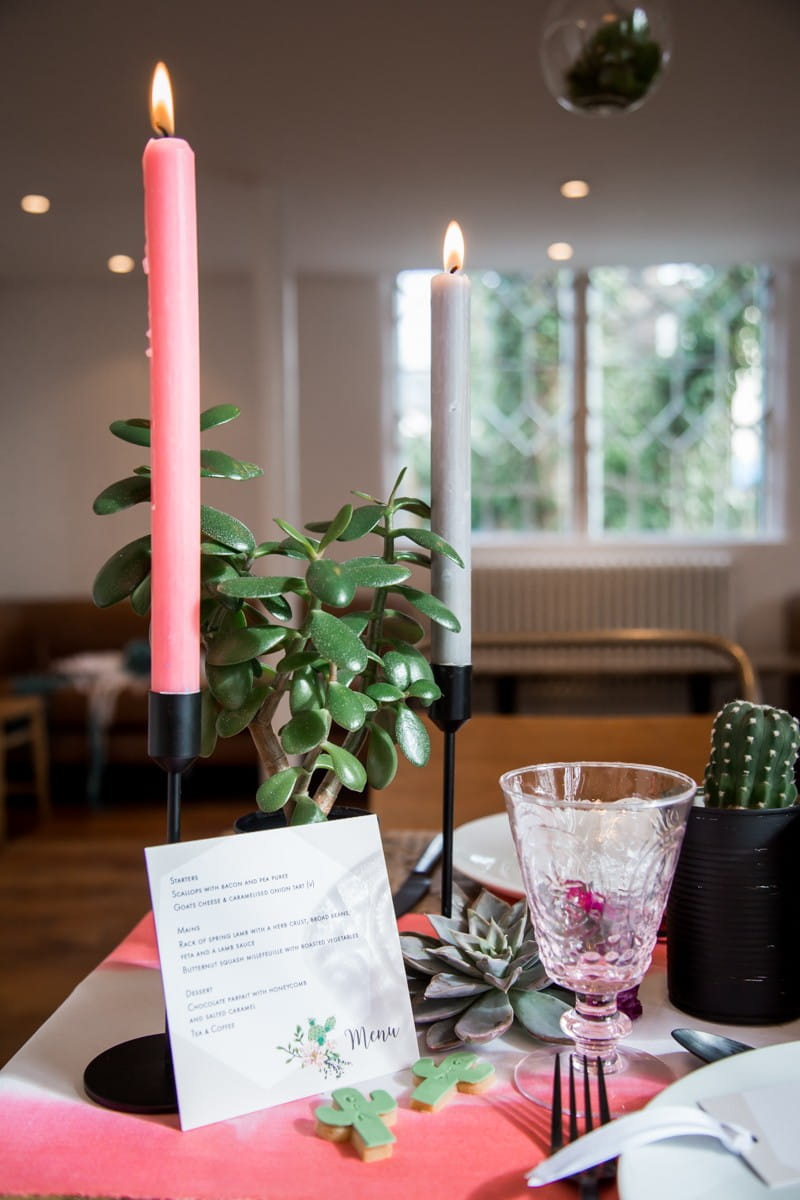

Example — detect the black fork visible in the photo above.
[549,1053,614,1196]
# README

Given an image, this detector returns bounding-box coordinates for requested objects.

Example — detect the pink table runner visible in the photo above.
[4,914,797,1198]
[0,914,575,1200]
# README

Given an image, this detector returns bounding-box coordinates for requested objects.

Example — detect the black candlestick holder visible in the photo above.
[83,690,201,1114]
[430,664,471,919]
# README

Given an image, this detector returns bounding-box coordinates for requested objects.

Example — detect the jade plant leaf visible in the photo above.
[338,612,370,637]
[205,625,287,665]
[215,684,271,737]
[392,527,464,565]
[365,682,404,704]
[200,541,240,558]
[395,550,432,567]
[381,610,425,644]
[200,449,263,480]
[406,679,442,705]
[387,641,436,683]
[92,536,151,607]
[355,690,378,713]
[339,504,384,540]
[381,650,411,690]
[109,418,150,447]
[130,573,151,617]
[365,723,398,789]
[290,794,327,824]
[256,766,302,813]
[280,708,330,754]
[306,559,357,607]
[261,594,294,622]
[308,610,369,672]
[278,650,323,672]
[317,503,354,550]
[307,503,383,542]
[217,575,304,598]
[93,475,151,515]
[276,537,314,560]
[395,705,430,766]
[200,505,256,556]
[206,661,254,711]
[322,741,367,791]
[392,585,461,631]
[201,556,240,592]
[290,667,325,714]
[200,690,219,758]
[394,497,432,519]
[273,518,317,559]
[328,681,368,731]
[342,560,411,589]
[200,404,240,430]
[251,540,284,557]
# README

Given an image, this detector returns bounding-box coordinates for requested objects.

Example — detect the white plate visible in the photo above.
[618,1041,800,1200]
[452,812,524,898]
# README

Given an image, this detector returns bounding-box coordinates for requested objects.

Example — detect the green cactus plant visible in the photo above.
[703,700,800,810]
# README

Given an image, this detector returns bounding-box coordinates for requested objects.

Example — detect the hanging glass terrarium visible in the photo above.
[541,0,672,116]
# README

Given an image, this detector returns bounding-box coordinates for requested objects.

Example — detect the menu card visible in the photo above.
[145,814,418,1130]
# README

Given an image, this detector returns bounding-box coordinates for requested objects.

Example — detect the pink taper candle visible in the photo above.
[143,62,200,694]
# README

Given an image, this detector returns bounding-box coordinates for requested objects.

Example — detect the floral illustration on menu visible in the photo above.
[277,1016,351,1080]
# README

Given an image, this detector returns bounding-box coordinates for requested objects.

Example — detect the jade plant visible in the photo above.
[703,700,800,809]
[400,886,573,1049]
[91,404,463,824]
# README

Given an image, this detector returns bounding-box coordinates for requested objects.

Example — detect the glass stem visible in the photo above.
[561,992,632,1072]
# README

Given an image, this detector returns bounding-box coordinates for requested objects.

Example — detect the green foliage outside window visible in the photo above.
[395,263,770,539]
[589,264,768,536]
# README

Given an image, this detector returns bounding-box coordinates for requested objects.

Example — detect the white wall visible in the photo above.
[2,264,799,662]
[0,275,266,599]
[296,275,388,532]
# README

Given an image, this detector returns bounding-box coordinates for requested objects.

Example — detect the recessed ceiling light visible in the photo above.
[107,254,136,274]
[21,194,50,214]
[547,242,574,262]
[560,179,590,199]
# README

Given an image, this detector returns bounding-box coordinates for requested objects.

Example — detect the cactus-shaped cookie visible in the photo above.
[410,1052,495,1111]
[314,1087,397,1161]
[704,700,800,809]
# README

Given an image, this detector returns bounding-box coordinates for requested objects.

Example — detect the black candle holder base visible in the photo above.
[83,1032,177,1114]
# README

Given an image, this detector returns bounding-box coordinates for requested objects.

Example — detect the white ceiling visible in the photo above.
[2,0,800,279]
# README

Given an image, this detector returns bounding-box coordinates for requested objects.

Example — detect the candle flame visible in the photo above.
[150,62,174,136]
[443,221,465,273]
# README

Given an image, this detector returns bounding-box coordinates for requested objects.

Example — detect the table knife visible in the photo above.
[392,833,443,917]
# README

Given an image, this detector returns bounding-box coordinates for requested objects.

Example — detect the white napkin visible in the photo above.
[701,1081,800,1188]
[526,1104,755,1187]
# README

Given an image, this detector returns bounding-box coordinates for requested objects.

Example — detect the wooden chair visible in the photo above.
[470,629,760,713]
[0,694,52,840]
[372,712,714,830]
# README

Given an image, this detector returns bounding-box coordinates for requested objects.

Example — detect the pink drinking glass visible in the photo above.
[500,761,695,1114]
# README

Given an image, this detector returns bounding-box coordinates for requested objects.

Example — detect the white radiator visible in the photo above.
[471,553,734,675]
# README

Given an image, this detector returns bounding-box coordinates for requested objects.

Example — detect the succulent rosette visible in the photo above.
[400,886,573,1050]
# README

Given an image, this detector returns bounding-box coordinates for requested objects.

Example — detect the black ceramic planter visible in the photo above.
[233,810,288,835]
[666,804,800,1024]
[233,805,368,835]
